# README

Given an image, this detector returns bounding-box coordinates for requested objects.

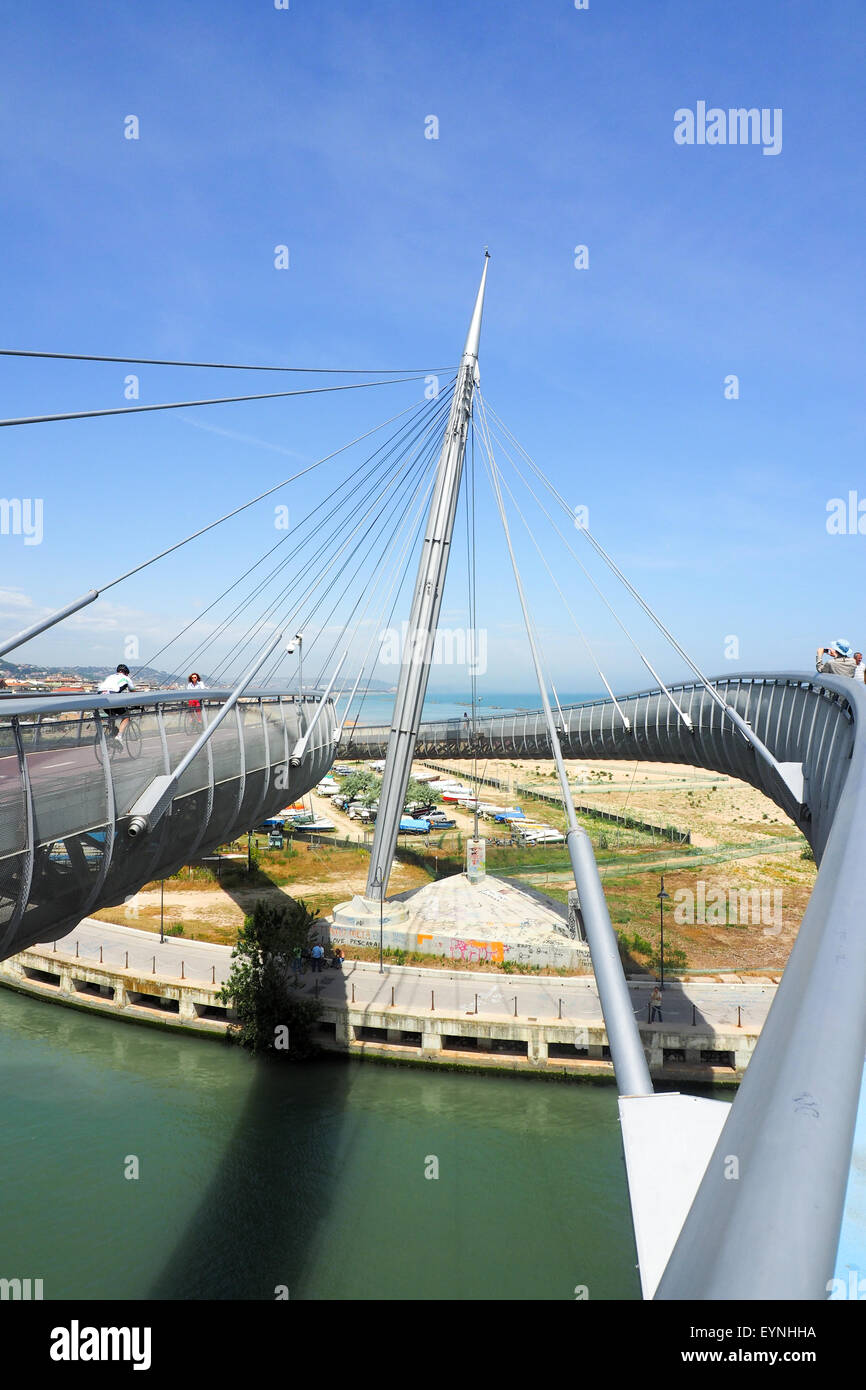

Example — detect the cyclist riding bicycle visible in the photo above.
[186,672,203,725]
[97,664,135,746]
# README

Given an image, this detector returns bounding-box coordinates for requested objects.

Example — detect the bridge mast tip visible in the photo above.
[462,255,489,361]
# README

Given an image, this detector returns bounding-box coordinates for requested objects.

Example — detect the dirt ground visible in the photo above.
[417,755,797,850]
[91,839,429,943]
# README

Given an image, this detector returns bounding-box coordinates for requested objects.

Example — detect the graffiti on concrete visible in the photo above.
[417,933,505,964]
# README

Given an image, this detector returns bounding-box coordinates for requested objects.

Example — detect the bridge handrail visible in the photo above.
[0,687,333,719]
[346,671,858,734]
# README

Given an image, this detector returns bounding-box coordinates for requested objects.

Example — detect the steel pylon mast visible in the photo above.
[364,255,489,902]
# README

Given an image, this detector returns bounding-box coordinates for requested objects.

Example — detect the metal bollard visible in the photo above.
[53,942,56,953]
[737,1004,742,1028]
[513,996,518,1018]
[475,993,478,1015]
[351,982,355,1004]
[558,998,562,1020]
[152,956,156,974]
[75,941,79,958]
[125,952,129,970]
[211,965,215,984]
[99,946,103,964]
[181,961,185,980]
[391,985,395,1006]
[431,989,435,1011]
[692,1003,696,1026]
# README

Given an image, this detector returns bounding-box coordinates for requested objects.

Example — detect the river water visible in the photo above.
[0,989,639,1301]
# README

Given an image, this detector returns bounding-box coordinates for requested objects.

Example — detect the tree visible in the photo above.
[218,898,322,1058]
[404,777,441,808]
[339,770,381,805]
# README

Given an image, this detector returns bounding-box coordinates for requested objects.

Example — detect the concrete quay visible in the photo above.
[0,926,232,1037]
[0,919,773,1082]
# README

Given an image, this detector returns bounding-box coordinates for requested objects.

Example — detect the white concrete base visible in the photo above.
[326,872,592,970]
[331,893,410,930]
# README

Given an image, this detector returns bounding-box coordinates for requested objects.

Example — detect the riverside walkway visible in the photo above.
[15,917,776,1032]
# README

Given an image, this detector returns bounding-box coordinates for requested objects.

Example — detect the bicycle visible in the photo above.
[93,712,143,765]
[182,706,204,735]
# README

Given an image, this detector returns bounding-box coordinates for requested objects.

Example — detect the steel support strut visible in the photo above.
[484,436,653,1097]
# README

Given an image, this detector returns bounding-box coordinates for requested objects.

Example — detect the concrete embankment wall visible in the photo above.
[0,944,755,1084]
[0,945,232,1037]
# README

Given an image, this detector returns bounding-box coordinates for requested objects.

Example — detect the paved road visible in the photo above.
[44,919,776,1030]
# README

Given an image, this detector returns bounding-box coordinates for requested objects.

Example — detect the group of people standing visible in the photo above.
[292,944,344,977]
[816,641,865,681]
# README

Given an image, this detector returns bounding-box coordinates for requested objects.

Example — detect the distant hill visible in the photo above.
[0,660,396,693]
[0,661,203,687]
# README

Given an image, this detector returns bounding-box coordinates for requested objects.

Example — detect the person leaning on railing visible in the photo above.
[816,640,857,678]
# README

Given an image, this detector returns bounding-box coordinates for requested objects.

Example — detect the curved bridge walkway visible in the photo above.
[0,688,335,959]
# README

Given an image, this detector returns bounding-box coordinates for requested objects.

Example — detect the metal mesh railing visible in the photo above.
[0,690,335,958]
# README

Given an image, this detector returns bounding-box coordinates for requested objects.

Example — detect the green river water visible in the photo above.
[0,988,640,1300]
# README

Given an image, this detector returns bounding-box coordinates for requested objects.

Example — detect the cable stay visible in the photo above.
[0,391,443,661]
[207,392,452,679]
[0,374,432,428]
[482,434,633,733]
[331,465,440,740]
[480,404,691,728]
[483,398,804,800]
[206,393,453,684]
[325,467,439,724]
[145,387,454,683]
[247,392,454,688]
[263,442,442,693]
[479,394,695,729]
[0,347,452,374]
[306,454,441,690]
[474,390,654,1099]
[473,401,573,739]
[136,391,448,680]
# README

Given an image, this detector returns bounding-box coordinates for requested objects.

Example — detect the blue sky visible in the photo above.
[2,0,864,692]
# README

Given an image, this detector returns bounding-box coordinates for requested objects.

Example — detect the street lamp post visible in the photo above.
[159,878,165,944]
[373,865,385,973]
[657,875,670,990]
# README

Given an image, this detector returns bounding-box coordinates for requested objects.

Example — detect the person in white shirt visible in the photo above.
[854,652,865,684]
[97,664,135,745]
[186,671,203,725]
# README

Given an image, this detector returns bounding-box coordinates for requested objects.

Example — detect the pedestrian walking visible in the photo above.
[650,985,663,1023]
[311,942,325,974]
